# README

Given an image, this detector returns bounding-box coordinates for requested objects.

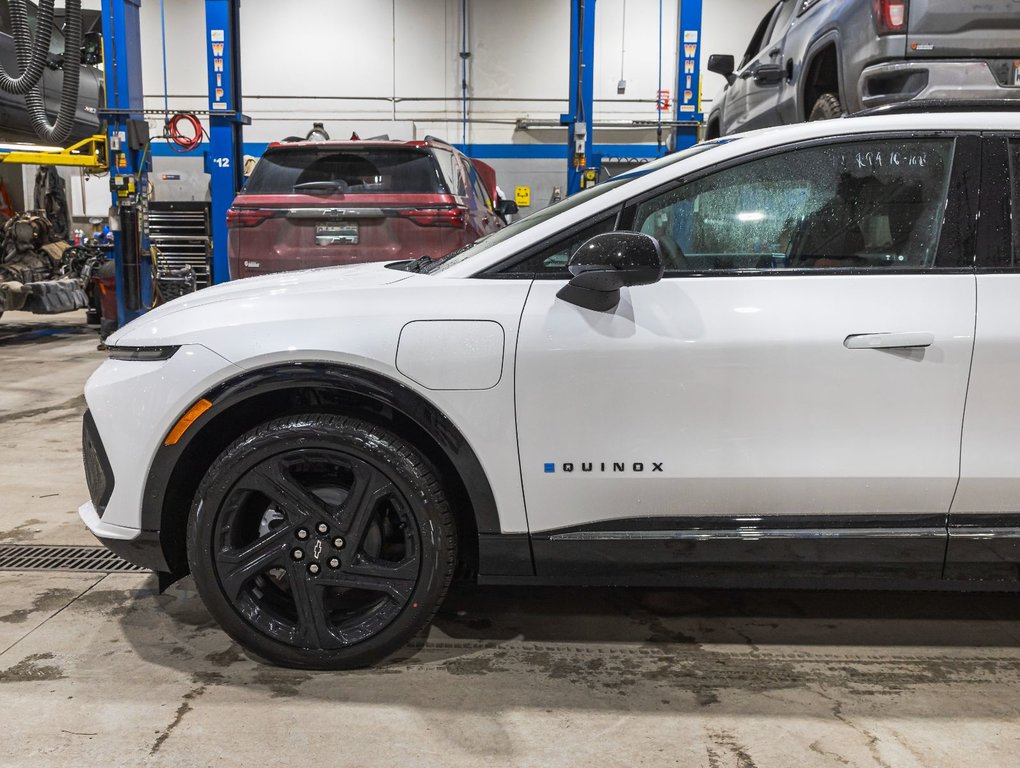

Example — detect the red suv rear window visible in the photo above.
[243,147,448,195]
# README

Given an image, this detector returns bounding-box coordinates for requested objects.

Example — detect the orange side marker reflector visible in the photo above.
[164,399,213,446]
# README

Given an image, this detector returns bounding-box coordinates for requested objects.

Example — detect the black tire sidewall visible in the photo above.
[809,92,843,121]
[187,414,455,669]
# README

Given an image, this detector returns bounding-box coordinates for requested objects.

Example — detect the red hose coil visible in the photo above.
[166,112,203,151]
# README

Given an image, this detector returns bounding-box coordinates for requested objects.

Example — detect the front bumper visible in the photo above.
[859,59,1020,110]
[81,343,239,531]
[79,501,169,572]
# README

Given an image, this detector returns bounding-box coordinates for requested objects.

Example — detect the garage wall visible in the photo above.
[119,0,770,205]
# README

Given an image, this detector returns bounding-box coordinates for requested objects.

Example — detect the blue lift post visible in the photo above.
[675,0,703,151]
[562,0,597,196]
[101,0,152,327]
[204,0,247,285]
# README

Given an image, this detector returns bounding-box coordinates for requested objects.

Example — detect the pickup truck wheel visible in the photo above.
[187,413,457,669]
[809,92,843,121]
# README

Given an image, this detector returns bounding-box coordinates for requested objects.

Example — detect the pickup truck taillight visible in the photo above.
[873,0,907,35]
[226,208,276,228]
[398,207,467,228]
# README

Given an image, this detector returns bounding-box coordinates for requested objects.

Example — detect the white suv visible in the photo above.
[81,111,1020,668]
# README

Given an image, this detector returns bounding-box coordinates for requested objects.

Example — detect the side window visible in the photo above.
[739,3,778,69]
[501,215,617,276]
[1011,142,1020,265]
[433,149,467,197]
[630,139,955,272]
[767,0,796,46]
[471,169,491,211]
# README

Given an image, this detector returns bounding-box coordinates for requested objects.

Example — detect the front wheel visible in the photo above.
[187,413,456,669]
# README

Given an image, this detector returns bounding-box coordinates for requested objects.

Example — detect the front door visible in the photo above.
[515,135,977,580]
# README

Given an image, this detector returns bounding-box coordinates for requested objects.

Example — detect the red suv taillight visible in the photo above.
[873,0,907,34]
[226,208,276,228]
[397,207,467,228]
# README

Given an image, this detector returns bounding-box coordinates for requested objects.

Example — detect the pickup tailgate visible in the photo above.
[906,0,1020,59]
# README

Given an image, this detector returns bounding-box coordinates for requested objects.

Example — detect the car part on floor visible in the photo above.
[0,211,109,318]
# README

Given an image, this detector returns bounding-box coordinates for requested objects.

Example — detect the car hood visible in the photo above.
[107,262,413,346]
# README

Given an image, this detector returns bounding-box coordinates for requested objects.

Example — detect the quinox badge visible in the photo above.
[544,461,663,473]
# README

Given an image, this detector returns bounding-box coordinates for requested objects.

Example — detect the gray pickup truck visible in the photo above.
[704,0,1020,138]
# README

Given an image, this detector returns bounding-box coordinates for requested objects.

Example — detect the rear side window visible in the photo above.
[243,148,447,195]
[432,149,468,197]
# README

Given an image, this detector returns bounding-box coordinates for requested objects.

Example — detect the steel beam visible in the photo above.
[101,0,151,326]
[561,0,597,196]
[676,0,703,151]
[204,0,248,284]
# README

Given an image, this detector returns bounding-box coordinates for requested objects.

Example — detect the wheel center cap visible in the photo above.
[312,539,323,560]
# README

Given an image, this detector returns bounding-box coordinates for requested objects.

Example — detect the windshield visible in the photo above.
[428,140,731,273]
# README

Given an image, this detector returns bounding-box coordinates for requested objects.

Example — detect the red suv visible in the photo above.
[227,138,513,279]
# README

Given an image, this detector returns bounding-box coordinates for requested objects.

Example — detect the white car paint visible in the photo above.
[80,111,1020,550]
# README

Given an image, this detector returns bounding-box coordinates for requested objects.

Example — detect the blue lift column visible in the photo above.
[561,0,597,196]
[675,0,704,151]
[101,0,151,327]
[204,0,248,284]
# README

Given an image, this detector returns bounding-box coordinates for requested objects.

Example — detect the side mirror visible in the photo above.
[495,199,519,217]
[707,54,736,85]
[753,63,785,86]
[556,232,664,312]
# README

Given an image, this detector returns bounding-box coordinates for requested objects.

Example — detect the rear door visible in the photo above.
[906,0,1020,60]
[947,134,1020,580]
[723,2,792,133]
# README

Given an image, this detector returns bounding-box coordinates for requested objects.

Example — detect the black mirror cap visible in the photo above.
[557,232,664,312]
[495,199,519,216]
[707,54,735,78]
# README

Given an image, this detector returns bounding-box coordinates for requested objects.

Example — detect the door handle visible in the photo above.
[843,332,935,350]
[768,46,782,58]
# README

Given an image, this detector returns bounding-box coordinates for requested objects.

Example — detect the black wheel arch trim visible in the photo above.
[141,361,506,571]
[801,30,843,117]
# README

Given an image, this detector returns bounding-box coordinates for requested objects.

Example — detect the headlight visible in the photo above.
[106,345,180,362]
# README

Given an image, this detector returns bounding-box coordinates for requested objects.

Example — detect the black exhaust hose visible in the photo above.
[119,204,140,312]
[25,0,82,144]
[0,0,56,96]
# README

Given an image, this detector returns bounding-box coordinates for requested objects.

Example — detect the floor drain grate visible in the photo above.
[0,545,147,573]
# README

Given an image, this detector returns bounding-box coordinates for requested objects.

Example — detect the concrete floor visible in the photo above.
[3,310,1020,767]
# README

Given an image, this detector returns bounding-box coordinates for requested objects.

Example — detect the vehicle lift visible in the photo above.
[99,0,245,327]
[562,0,703,196]
[3,0,704,321]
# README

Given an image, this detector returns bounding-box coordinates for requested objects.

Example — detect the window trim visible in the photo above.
[797,0,825,17]
[974,134,1017,272]
[617,130,978,279]
[481,208,623,279]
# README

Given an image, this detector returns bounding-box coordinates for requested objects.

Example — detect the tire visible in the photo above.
[809,92,843,121]
[187,413,456,669]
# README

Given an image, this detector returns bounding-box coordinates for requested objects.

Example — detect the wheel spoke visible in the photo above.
[319,565,417,603]
[286,562,342,649]
[342,463,397,549]
[250,457,332,521]
[216,527,292,600]
[346,555,419,582]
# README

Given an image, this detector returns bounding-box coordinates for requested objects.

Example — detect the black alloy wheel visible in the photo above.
[188,413,456,669]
